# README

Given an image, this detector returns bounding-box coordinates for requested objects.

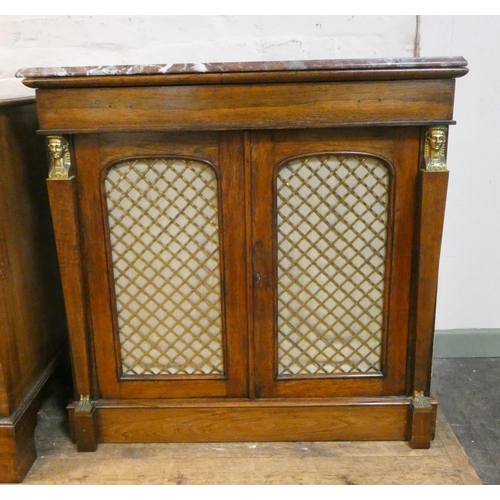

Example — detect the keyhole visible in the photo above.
[254,272,261,287]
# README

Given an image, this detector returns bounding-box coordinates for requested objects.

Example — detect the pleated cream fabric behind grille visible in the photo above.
[105,158,224,376]
[104,154,390,379]
[276,154,390,376]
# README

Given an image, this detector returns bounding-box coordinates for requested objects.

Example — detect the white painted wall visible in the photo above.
[0,15,416,97]
[0,15,497,330]
[420,16,500,329]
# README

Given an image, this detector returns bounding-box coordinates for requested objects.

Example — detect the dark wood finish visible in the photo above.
[34,80,456,133]
[408,397,438,449]
[77,132,248,400]
[407,169,450,396]
[94,398,410,443]
[251,127,418,399]
[46,178,95,399]
[73,399,98,452]
[0,98,67,482]
[21,58,467,451]
[0,392,39,483]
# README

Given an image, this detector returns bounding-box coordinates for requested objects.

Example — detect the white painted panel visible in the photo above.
[420,16,500,329]
[1,15,415,98]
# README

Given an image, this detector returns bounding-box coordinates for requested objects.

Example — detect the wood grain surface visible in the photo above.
[27,59,467,452]
[23,381,480,485]
[35,79,456,133]
[0,98,67,482]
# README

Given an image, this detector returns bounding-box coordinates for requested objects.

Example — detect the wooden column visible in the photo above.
[407,149,449,448]
[46,174,98,452]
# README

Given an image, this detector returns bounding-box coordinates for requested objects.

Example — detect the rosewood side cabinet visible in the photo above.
[0,98,67,482]
[17,57,468,451]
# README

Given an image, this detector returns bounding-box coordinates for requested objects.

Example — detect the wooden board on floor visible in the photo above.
[22,382,481,485]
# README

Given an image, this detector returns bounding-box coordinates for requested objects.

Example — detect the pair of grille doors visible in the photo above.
[103,148,391,389]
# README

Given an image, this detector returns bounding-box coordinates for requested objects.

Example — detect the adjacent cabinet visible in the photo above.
[18,57,468,450]
[0,98,66,482]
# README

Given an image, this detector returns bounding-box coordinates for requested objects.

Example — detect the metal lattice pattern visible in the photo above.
[276,154,390,376]
[105,158,224,376]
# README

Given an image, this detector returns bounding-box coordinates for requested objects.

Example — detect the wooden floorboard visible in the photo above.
[19,375,481,485]
[431,357,500,485]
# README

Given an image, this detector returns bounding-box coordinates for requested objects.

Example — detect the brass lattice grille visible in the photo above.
[104,158,224,376]
[276,154,390,376]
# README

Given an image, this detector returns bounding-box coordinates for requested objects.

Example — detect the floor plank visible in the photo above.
[431,357,500,485]
[21,374,481,485]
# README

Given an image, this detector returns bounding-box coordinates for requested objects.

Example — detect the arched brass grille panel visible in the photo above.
[276,154,390,376]
[104,158,224,376]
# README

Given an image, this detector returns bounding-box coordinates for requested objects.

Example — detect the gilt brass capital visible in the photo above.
[47,135,72,179]
[424,126,448,172]
[75,394,93,413]
[411,390,432,408]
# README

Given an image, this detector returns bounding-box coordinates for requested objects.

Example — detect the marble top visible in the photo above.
[16,57,468,79]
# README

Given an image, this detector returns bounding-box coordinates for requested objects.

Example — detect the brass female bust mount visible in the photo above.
[425,126,448,171]
[47,135,72,179]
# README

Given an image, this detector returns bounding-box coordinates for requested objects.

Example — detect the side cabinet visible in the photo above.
[17,57,468,450]
[0,98,67,482]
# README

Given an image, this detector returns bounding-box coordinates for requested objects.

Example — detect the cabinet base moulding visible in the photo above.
[67,397,437,448]
[0,354,62,483]
[0,408,39,483]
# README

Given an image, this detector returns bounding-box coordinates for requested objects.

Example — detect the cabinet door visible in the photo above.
[77,131,248,399]
[251,128,418,398]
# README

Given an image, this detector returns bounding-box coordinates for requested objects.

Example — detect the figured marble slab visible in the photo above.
[16,57,468,79]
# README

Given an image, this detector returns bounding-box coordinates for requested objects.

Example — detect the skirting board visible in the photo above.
[433,329,500,358]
